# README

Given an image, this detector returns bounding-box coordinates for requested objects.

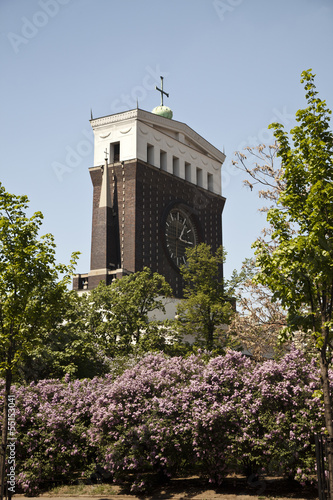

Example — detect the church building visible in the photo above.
[73,78,226,298]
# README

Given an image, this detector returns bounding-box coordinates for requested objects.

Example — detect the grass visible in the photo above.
[44,483,118,496]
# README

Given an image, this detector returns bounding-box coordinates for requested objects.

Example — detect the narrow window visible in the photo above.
[172,156,179,176]
[110,142,120,163]
[185,162,191,182]
[160,150,167,171]
[208,173,214,192]
[147,144,154,165]
[196,167,203,187]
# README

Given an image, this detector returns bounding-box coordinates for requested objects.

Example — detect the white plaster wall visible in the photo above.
[137,121,222,195]
[92,118,137,166]
[91,110,223,196]
[147,297,180,321]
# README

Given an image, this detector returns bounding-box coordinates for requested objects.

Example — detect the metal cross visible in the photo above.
[104,148,108,161]
[155,76,169,106]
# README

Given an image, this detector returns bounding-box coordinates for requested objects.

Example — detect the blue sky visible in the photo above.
[1,0,333,280]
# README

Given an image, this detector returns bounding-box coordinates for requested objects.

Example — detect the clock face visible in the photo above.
[165,208,197,267]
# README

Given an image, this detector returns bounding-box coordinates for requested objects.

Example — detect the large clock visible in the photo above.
[164,207,198,268]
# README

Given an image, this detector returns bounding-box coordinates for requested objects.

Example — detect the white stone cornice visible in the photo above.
[91,109,138,128]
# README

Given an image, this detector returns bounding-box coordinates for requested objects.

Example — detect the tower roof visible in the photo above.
[90,108,226,165]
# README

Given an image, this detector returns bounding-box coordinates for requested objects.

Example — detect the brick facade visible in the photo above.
[73,158,225,298]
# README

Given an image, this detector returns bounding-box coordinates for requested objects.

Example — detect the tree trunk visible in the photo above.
[319,346,333,499]
[0,367,12,500]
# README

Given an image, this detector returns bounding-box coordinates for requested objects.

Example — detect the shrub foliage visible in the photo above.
[0,348,329,493]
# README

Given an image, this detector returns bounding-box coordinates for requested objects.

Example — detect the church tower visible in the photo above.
[73,79,226,297]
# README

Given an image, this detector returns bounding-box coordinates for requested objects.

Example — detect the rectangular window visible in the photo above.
[160,150,167,171]
[172,156,179,176]
[196,167,203,187]
[185,162,191,182]
[208,173,214,192]
[147,144,154,165]
[110,142,120,163]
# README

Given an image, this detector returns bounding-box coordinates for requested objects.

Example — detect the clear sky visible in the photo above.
[1,0,333,280]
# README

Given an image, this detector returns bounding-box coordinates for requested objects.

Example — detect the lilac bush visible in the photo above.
[89,348,327,490]
[0,376,108,494]
[238,349,325,485]
[89,353,206,492]
[0,348,330,493]
[194,349,328,486]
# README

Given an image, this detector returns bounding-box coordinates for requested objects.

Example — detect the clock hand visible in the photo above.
[179,237,193,245]
[178,225,186,240]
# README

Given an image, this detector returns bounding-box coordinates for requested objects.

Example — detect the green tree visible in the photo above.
[18,268,179,381]
[176,244,234,352]
[17,291,110,381]
[251,70,333,495]
[87,267,175,355]
[0,184,78,499]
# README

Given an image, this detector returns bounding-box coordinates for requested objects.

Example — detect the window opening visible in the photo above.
[160,150,167,171]
[110,142,120,163]
[147,144,154,165]
[173,156,179,176]
[185,162,191,182]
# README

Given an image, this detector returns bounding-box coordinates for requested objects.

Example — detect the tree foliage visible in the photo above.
[16,267,183,383]
[0,191,77,375]
[17,291,110,382]
[87,267,177,355]
[176,244,234,352]
[0,184,78,498]
[257,71,333,338]
[244,69,333,496]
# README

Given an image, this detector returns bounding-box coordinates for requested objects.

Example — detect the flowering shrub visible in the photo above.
[0,376,106,494]
[89,348,327,491]
[89,353,205,492]
[0,348,330,493]
[239,349,325,485]
[187,351,254,484]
